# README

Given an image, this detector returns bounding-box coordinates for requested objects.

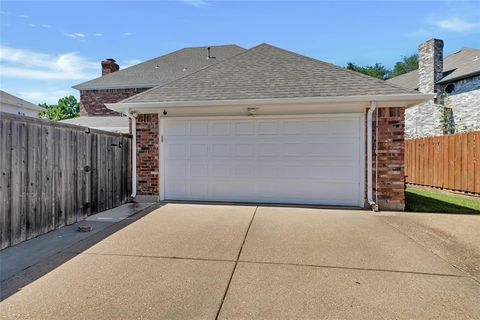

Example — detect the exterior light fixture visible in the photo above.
[247,107,259,117]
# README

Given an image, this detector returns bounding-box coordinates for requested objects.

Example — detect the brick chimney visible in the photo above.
[101,58,119,76]
[418,39,443,94]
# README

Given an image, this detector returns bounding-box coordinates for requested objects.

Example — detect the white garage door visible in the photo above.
[162,115,364,206]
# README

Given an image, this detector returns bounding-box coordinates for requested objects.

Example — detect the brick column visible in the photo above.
[370,107,406,211]
[136,114,159,197]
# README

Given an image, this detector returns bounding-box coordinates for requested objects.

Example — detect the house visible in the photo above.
[0,90,44,118]
[387,39,480,138]
[70,45,245,132]
[94,43,432,211]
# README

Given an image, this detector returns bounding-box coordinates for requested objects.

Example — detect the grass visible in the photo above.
[405,186,480,214]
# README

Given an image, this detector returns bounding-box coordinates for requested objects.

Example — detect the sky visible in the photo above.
[0,0,479,104]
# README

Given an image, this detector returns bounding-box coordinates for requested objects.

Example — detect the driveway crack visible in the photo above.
[215,205,258,320]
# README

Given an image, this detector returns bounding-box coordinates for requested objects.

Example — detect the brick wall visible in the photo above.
[80,88,150,116]
[369,107,406,211]
[136,114,159,196]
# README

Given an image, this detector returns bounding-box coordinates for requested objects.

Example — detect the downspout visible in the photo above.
[367,101,379,211]
[125,109,137,199]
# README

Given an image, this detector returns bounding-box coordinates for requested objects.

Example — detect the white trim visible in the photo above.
[359,112,366,208]
[366,102,378,211]
[106,93,435,111]
[158,113,365,207]
[159,115,166,201]
[125,109,137,198]
[161,113,363,120]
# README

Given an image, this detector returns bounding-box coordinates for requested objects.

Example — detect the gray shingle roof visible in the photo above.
[386,48,480,90]
[60,116,129,133]
[122,44,416,104]
[73,45,246,90]
[0,90,44,111]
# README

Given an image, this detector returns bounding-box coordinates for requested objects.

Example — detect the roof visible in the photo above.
[60,116,129,133]
[73,45,246,90]
[121,43,417,104]
[387,48,480,90]
[0,90,44,111]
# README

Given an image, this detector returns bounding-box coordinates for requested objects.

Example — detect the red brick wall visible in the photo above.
[80,88,150,116]
[369,107,406,211]
[136,114,159,196]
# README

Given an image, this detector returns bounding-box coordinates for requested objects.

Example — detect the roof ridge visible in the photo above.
[252,43,415,93]
[73,45,245,90]
[182,44,245,50]
[120,45,257,103]
[73,47,190,89]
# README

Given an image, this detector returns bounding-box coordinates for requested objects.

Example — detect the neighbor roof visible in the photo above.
[73,45,246,90]
[0,90,44,111]
[60,116,129,133]
[121,43,417,104]
[387,48,480,90]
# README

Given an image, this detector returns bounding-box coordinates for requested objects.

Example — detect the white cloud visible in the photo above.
[40,24,51,28]
[18,14,29,18]
[434,17,480,32]
[178,0,210,8]
[64,32,86,39]
[0,46,97,80]
[94,33,103,37]
[123,32,134,36]
[27,23,36,27]
[122,59,142,68]
[18,90,72,104]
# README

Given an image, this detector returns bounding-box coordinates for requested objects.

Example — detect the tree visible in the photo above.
[346,62,390,80]
[390,54,418,78]
[345,53,419,80]
[38,95,79,121]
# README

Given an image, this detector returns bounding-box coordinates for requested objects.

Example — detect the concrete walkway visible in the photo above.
[1,204,479,319]
[0,202,155,284]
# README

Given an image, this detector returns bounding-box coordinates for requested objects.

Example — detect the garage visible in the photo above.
[162,114,364,206]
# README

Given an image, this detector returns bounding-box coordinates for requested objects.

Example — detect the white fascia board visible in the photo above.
[106,93,435,112]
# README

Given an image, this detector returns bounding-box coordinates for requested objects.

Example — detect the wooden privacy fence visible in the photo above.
[0,112,131,249]
[405,132,480,194]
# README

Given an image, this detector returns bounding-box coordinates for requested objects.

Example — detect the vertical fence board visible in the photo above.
[10,120,28,245]
[473,132,480,193]
[26,124,41,239]
[0,119,12,249]
[0,113,131,249]
[406,132,480,194]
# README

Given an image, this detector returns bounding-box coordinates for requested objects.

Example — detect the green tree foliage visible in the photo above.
[38,95,79,121]
[390,54,419,78]
[346,54,419,80]
[346,62,390,80]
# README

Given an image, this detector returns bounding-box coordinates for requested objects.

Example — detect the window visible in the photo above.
[445,84,455,94]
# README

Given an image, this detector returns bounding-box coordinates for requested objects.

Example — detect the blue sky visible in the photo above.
[1,0,479,104]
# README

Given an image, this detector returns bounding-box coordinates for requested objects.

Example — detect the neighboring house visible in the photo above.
[60,116,130,134]
[70,45,245,132]
[92,43,432,211]
[0,90,44,118]
[387,39,480,138]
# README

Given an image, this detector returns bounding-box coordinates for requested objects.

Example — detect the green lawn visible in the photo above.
[405,186,480,214]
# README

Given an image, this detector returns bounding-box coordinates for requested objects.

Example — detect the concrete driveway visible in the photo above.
[1,204,479,319]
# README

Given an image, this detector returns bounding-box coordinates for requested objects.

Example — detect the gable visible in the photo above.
[122,44,416,104]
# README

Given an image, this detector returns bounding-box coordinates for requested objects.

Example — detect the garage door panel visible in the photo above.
[211,121,232,136]
[164,116,363,206]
